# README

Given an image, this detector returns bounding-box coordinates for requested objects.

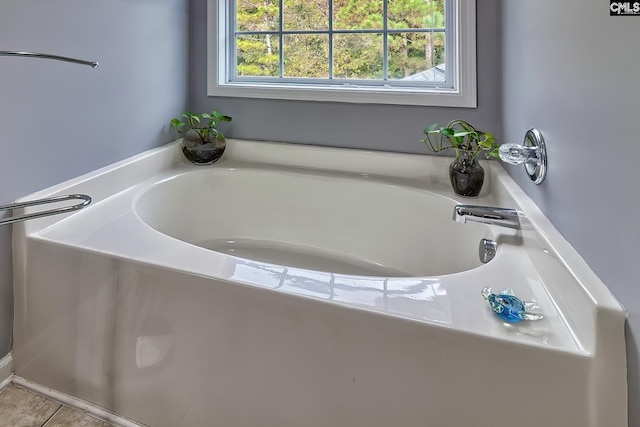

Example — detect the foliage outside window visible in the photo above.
[208,0,476,107]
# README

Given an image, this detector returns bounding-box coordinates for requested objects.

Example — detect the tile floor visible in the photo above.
[0,384,119,427]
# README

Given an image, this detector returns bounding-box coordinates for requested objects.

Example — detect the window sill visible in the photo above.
[207,81,476,108]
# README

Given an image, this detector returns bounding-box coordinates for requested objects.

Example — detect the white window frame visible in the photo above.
[207,0,476,107]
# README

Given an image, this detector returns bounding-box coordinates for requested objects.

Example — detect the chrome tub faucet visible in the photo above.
[452,205,522,230]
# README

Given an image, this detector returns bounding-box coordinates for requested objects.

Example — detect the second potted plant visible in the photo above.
[171,110,232,165]
[422,120,499,197]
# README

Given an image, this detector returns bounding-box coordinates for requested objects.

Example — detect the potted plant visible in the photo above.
[170,110,232,165]
[422,120,500,197]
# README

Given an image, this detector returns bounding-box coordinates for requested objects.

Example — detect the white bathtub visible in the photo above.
[12,139,627,427]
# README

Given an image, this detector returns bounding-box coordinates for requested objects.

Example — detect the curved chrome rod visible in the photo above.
[0,194,92,226]
[0,51,99,68]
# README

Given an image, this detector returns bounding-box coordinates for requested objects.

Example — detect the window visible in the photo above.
[208,0,476,107]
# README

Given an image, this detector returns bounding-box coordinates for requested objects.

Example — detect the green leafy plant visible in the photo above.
[170,110,232,143]
[422,119,499,159]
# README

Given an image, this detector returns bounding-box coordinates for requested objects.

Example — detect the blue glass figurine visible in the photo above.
[481,286,543,323]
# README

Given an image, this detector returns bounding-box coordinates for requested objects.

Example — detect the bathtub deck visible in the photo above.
[32,163,583,356]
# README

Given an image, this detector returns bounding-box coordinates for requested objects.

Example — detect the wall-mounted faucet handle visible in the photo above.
[499,143,540,166]
[499,128,547,184]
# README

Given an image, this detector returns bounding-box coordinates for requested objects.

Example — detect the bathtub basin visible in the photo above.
[12,139,627,427]
[134,168,493,277]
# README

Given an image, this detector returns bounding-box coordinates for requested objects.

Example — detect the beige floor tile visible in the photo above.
[0,385,61,427]
[43,406,115,427]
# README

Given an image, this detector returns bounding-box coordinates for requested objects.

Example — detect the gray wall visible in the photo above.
[501,1,640,425]
[0,0,190,358]
[189,0,501,153]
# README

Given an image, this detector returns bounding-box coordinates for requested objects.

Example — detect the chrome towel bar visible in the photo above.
[0,194,92,226]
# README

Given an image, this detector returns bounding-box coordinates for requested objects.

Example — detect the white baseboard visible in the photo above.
[0,352,13,390]
[12,376,146,427]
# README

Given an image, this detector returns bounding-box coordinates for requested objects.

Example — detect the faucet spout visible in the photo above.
[452,205,522,230]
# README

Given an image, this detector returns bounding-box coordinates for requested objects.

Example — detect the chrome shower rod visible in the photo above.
[0,51,98,68]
